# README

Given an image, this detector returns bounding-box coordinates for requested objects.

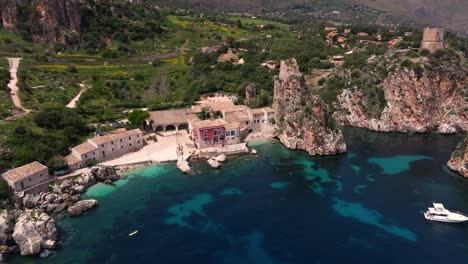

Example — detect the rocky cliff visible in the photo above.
[448,135,468,177]
[273,59,347,156]
[333,53,467,134]
[0,0,81,44]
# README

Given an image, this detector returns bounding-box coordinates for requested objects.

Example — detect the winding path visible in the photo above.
[7,58,29,112]
[66,83,88,108]
[1,58,31,122]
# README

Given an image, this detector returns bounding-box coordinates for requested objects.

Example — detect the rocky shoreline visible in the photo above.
[0,166,130,261]
[448,135,468,177]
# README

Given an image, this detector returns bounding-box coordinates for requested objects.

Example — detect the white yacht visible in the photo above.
[424,203,468,223]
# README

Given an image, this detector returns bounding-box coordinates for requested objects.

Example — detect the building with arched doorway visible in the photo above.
[149,108,193,132]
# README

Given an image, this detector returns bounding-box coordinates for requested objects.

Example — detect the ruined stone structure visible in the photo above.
[420,27,445,53]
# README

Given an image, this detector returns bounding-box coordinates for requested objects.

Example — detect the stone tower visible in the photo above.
[420,27,445,53]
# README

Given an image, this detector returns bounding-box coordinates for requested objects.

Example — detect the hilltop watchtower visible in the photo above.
[420,27,445,53]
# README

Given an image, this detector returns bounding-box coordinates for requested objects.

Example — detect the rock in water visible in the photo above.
[91,167,120,182]
[208,158,221,168]
[177,159,191,173]
[273,59,347,156]
[67,200,98,217]
[40,249,54,258]
[448,135,468,177]
[214,154,227,162]
[12,210,57,256]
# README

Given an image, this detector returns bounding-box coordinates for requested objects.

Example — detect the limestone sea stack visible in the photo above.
[448,135,468,177]
[273,59,347,155]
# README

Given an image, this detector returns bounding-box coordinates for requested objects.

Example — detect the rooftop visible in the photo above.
[72,142,98,155]
[194,119,226,129]
[149,108,193,126]
[225,111,250,122]
[249,108,266,115]
[262,107,275,113]
[198,101,236,112]
[2,161,48,183]
[186,113,200,123]
[65,154,81,166]
[90,129,143,145]
[225,122,240,130]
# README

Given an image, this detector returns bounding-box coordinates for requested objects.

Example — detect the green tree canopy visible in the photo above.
[128,110,150,128]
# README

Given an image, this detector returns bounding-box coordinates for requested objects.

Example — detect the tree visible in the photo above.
[128,110,150,128]
[47,156,68,172]
[419,49,430,56]
[0,178,10,200]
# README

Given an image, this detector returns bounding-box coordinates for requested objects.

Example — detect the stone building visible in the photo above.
[420,27,444,53]
[1,161,51,194]
[66,129,144,170]
[191,120,227,149]
[149,108,192,132]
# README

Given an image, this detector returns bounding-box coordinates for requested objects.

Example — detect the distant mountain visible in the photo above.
[150,0,468,32]
[355,0,468,32]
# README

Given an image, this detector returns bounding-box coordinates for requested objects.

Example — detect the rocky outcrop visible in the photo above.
[0,211,13,254]
[0,166,123,257]
[448,136,468,177]
[12,210,57,256]
[273,59,347,156]
[91,166,120,182]
[208,159,221,168]
[334,60,467,134]
[67,200,98,217]
[177,158,191,173]
[0,0,81,44]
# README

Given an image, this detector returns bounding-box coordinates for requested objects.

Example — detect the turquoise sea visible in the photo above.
[11,129,468,264]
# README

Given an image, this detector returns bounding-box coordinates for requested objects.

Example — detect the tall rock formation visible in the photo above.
[448,135,468,177]
[273,59,347,156]
[0,0,81,44]
[333,56,467,134]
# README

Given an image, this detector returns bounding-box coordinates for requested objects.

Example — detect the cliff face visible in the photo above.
[0,0,81,44]
[334,65,467,134]
[448,135,468,177]
[273,59,347,156]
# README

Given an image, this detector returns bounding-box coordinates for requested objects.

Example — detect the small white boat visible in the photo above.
[424,203,468,223]
[129,230,138,237]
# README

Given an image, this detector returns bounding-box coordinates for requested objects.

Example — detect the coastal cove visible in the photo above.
[11,128,468,264]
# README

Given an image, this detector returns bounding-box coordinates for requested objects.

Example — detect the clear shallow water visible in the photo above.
[12,129,468,264]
